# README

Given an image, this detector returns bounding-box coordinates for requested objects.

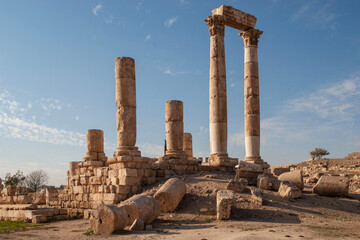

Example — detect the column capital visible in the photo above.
[204,15,225,36]
[239,28,263,47]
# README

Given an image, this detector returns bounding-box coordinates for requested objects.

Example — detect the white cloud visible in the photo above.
[39,98,63,111]
[0,89,85,147]
[144,34,152,41]
[292,2,336,30]
[179,0,189,5]
[136,0,144,10]
[92,3,102,16]
[164,16,178,28]
[138,143,163,157]
[229,132,244,146]
[105,15,114,24]
[0,112,86,146]
[75,116,79,121]
[286,77,360,121]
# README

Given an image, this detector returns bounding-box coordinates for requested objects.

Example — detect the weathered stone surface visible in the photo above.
[268,177,282,191]
[154,178,186,212]
[129,218,145,231]
[278,181,302,199]
[119,195,160,224]
[235,161,263,185]
[32,214,46,224]
[164,100,187,159]
[257,175,269,190]
[278,170,304,190]
[86,129,104,153]
[211,5,257,31]
[183,133,193,160]
[216,190,234,220]
[226,178,248,193]
[250,187,263,205]
[90,203,129,235]
[69,161,81,176]
[313,176,349,196]
[271,166,291,176]
[114,57,139,156]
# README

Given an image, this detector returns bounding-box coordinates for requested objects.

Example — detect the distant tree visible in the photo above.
[310,148,329,160]
[3,170,26,186]
[24,170,49,192]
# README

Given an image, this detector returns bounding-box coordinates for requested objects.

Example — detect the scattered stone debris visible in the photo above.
[216,190,234,220]
[90,203,129,235]
[313,175,349,196]
[278,170,304,190]
[154,178,186,212]
[226,178,248,193]
[278,181,302,200]
[250,187,263,205]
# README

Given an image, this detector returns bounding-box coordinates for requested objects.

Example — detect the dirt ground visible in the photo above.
[2,171,360,240]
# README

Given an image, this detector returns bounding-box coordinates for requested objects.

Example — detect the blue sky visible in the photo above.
[0,0,359,186]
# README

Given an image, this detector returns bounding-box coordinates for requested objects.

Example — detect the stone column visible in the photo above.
[205,15,228,163]
[239,29,263,164]
[114,57,140,157]
[164,100,187,159]
[183,133,193,160]
[83,129,107,163]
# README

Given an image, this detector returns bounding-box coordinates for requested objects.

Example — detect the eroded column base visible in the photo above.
[159,150,188,161]
[208,153,238,167]
[114,146,141,157]
[244,156,269,169]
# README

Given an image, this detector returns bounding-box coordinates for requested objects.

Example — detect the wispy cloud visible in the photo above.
[92,3,103,16]
[179,0,189,5]
[138,143,163,157]
[164,16,178,28]
[159,66,201,76]
[105,15,114,24]
[292,1,336,30]
[229,132,244,146]
[0,89,85,147]
[144,34,152,41]
[286,77,360,121]
[136,0,144,10]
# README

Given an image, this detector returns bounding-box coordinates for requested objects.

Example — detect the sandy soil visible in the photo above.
[2,172,360,240]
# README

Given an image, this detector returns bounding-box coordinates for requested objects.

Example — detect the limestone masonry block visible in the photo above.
[154,178,186,212]
[278,181,302,199]
[211,5,257,31]
[216,190,234,220]
[226,178,248,193]
[278,170,304,190]
[313,175,349,196]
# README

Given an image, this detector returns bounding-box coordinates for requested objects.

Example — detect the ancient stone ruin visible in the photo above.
[1,5,359,238]
[204,5,267,169]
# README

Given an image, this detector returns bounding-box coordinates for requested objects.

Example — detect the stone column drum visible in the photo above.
[83,129,107,162]
[239,29,263,164]
[165,100,187,159]
[183,133,193,160]
[205,15,228,163]
[114,57,140,157]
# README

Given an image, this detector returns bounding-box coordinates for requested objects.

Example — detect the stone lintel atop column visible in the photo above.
[211,5,257,31]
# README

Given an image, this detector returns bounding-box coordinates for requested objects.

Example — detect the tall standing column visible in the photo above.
[164,100,187,160]
[239,29,263,164]
[205,15,228,164]
[114,57,140,157]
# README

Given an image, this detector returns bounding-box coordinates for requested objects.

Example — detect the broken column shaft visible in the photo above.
[183,133,193,160]
[114,57,140,157]
[164,100,187,159]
